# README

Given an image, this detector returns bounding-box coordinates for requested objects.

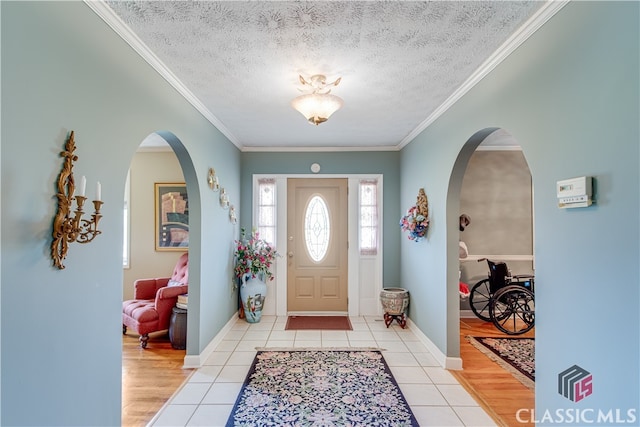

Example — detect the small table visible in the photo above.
[169,306,187,349]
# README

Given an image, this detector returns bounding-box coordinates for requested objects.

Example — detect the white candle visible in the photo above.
[79,176,86,197]
[96,181,101,201]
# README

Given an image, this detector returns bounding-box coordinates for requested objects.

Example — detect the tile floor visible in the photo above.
[148,316,496,426]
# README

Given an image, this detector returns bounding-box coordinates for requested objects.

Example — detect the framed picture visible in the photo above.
[155,183,189,251]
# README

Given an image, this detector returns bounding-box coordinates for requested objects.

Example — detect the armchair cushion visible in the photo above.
[167,279,184,287]
[123,299,157,325]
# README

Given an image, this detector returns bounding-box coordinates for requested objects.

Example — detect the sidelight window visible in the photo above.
[359,179,378,255]
[256,178,276,246]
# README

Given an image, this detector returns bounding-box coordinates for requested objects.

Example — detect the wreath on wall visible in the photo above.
[400,188,430,242]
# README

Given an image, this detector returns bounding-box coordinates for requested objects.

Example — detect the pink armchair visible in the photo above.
[122,253,189,348]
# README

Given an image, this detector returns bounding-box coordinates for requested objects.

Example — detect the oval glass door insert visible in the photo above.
[304,195,330,262]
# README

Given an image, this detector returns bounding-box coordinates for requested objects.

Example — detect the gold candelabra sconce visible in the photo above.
[51,131,104,269]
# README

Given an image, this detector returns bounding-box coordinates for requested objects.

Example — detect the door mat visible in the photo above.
[285,315,353,330]
[467,336,535,390]
[226,350,418,426]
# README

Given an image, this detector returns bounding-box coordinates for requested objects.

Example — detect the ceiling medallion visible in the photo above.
[291,74,343,126]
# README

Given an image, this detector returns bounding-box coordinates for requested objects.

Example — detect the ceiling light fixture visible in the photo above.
[291,74,343,125]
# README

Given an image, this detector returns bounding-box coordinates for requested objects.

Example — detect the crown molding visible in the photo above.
[397,0,570,149]
[476,145,523,152]
[135,146,174,153]
[86,0,567,153]
[84,0,242,150]
[241,145,399,153]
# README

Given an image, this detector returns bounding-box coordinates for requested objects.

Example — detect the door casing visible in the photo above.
[253,174,384,317]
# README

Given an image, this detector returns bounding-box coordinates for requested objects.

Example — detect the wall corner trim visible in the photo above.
[406,318,462,369]
[182,314,239,369]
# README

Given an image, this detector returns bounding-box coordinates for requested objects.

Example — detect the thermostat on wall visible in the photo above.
[310,163,321,173]
[556,176,593,208]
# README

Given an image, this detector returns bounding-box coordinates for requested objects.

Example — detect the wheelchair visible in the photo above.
[469,258,535,335]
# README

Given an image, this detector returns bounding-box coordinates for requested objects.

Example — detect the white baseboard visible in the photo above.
[406,317,463,371]
[459,309,477,318]
[182,313,239,368]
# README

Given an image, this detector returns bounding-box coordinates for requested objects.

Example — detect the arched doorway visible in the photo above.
[447,128,535,426]
[121,131,202,426]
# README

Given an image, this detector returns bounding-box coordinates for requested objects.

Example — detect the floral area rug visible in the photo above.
[226,349,418,426]
[467,336,535,390]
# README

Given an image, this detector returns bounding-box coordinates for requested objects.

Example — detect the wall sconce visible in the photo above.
[229,205,237,224]
[51,131,103,269]
[219,188,229,209]
[208,167,219,191]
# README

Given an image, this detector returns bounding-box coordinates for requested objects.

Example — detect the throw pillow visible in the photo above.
[167,279,183,287]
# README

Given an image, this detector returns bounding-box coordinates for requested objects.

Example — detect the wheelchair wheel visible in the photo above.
[489,285,535,335]
[469,279,492,321]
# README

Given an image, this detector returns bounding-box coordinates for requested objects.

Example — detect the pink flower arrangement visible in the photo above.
[399,205,429,242]
[459,282,470,299]
[234,228,279,281]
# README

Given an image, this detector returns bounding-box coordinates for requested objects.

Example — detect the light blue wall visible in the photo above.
[401,1,639,423]
[241,151,401,285]
[1,2,240,426]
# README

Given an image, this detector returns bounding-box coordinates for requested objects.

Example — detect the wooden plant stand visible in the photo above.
[384,312,407,329]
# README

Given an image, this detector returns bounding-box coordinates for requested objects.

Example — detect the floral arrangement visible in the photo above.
[400,206,430,241]
[400,188,430,242]
[459,281,470,299]
[234,228,279,281]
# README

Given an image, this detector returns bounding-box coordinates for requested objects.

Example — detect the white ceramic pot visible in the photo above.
[240,274,267,323]
[379,287,409,315]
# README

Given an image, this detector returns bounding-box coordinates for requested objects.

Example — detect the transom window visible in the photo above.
[304,195,330,262]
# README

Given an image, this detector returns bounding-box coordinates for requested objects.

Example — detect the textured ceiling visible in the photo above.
[103,1,547,150]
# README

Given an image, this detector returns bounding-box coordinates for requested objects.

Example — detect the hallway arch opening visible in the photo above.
[121,131,202,422]
[447,127,535,357]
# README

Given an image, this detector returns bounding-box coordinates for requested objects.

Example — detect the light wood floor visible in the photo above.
[451,318,535,427]
[122,319,534,427]
[122,330,193,427]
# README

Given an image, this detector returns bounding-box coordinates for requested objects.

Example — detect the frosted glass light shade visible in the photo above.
[291,93,344,125]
